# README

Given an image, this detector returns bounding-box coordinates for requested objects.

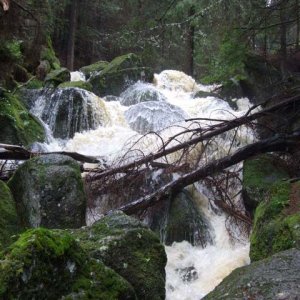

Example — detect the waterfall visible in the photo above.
[30,70,255,299]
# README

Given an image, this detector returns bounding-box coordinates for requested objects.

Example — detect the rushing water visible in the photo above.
[31,70,254,299]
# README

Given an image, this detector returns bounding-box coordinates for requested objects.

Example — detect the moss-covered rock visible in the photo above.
[203,248,300,300]
[8,154,86,229]
[242,154,289,216]
[45,68,71,87]
[0,228,136,299]
[0,92,45,145]
[0,181,21,250]
[58,80,93,92]
[70,211,167,299]
[250,180,300,262]
[165,190,212,247]
[79,60,109,79]
[89,53,153,96]
[40,36,61,71]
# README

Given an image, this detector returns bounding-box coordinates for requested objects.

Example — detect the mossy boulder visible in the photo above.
[203,248,300,300]
[165,190,212,247]
[70,211,167,299]
[45,68,71,87]
[0,181,21,250]
[79,60,109,79]
[8,154,86,229]
[250,180,300,262]
[89,53,153,97]
[0,228,136,299]
[58,80,93,92]
[242,154,289,216]
[0,92,45,145]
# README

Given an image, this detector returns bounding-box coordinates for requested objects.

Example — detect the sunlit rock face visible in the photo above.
[31,88,110,139]
[120,81,167,106]
[124,101,188,134]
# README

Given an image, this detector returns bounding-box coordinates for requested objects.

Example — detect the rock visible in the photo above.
[165,190,212,247]
[8,154,86,229]
[250,180,300,262]
[40,37,61,70]
[79,60,109,79]
[0,228,136,299]
[36,59,51,80]
[58,80,93,92]
[120,82,166,106]
[89,53,153,96]
[242,154,289,216]
[13,64,30,82]
[124,101,188,134]
[203,248,300,300]
[0,180,20,250]
[45,67,71,87]
[193,90,219,98]
[0,92,45,145]
[70,211,167,299]
[33,87,110,139]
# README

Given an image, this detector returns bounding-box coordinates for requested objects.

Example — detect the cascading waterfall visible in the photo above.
[30,70,255,299]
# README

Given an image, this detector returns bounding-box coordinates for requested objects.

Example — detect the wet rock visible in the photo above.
[45,67,71,87]
[33,88,109,139]
[8,154,86,229]
[120,82,167,106]
[0,228,136,299]
[176,266,198,283]
[89,53,153,96]
[0,91,45,145]
[70,211,167,299]
[79,60,109,80]
[242,154,290,216]
[58,80,93,92]
[125,101,188,134]
[203,248,300,300]
[165,190,212,247]
[0,180,21,250]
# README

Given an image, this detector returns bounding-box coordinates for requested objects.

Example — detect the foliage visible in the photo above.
[0,40,23,63]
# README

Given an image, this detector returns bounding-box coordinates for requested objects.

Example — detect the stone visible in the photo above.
[70,211,167,299]
[203,248,300,300]
[0,91,45,145]
[0,180,20,250]
[89,53,153,96]
[0,228,136,299]
[8,154,86,229]
[79,60,109,79]
[58,80,93,92]
[45,68,71,87]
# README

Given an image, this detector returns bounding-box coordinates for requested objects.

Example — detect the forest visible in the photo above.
[0,0,300,299]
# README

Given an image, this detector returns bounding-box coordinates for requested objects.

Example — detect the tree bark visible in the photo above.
[187,5,195,76]
[66,0,78,71]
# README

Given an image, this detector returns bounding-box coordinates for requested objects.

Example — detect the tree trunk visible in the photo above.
[279,1,288,78]
[296,0,300,50]
[187,5,195,76]
[66,0,78,71]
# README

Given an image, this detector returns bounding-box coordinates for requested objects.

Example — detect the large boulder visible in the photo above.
[45,67,71,87]
[71,211,167,299]
[203,248,300,300]
[165,190,212,247]
[58,80,93,92]
[125,101,188,134]
[0,181,21,250]
[250,180,300,262]
[0,228,136,299]
[89,53,153,97]
[33,88,110,139]
[242,154,290,216]
[120,82,166,106]
[79,60,109,80]
[8,154,86,229]
[0,92,45,145]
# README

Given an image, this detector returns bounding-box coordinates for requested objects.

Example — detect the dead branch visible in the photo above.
[116,132,300,217]
[87,94,300,182]
[0,143,99,164]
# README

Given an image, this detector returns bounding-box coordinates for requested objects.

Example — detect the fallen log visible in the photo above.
[0,144,100,164]
[116,132,300,218]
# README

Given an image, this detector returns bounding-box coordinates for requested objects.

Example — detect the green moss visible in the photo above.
[25,78,44,89]
[40,36,61,70]
[45,68,71,87]
[0,92,45,145]
[58,80,93,92]
[0,181,21,250]
[79,60,109,77]
[0,228,136,299]
[0,40,23,63]
[250,181,300,261]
